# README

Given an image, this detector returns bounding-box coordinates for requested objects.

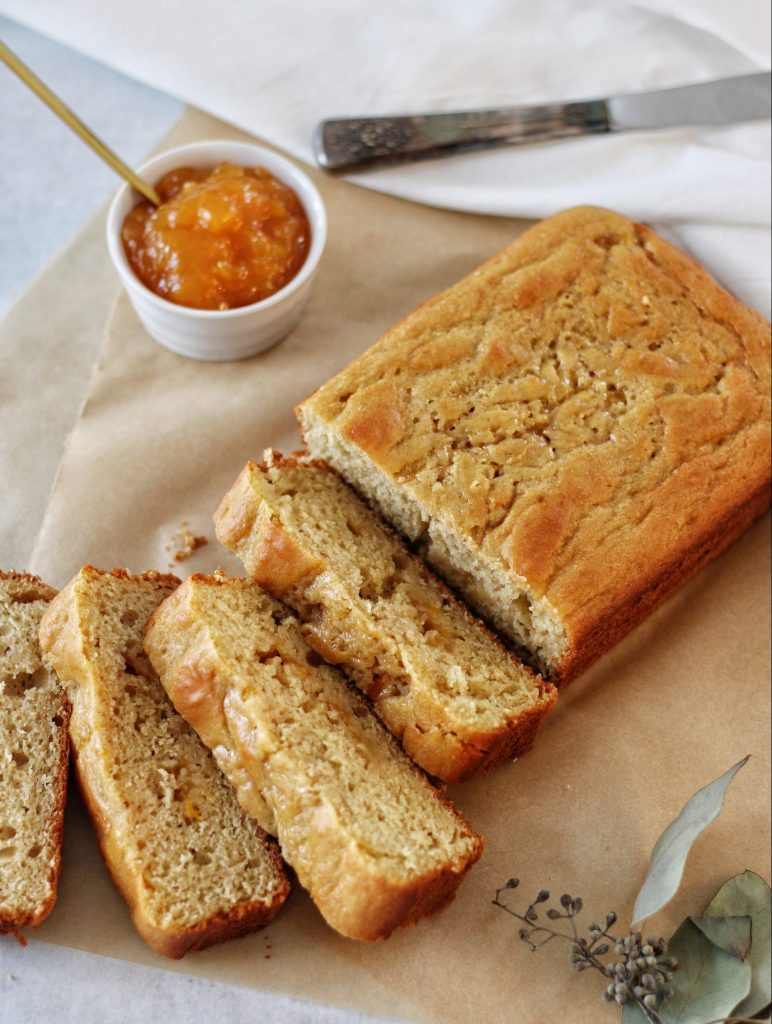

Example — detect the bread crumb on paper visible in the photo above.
[165,521,208,567]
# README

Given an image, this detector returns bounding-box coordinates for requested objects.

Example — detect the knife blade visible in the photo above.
[314,72,771,171]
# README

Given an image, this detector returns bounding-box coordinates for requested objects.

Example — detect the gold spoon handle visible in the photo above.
[0,39,161,206]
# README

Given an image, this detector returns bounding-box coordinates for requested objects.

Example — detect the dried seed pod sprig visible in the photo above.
[493,880,676,1024]
[492,763,770,1022]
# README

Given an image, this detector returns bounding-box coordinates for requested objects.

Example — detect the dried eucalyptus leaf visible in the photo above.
[632,756,749,926]
[704,870,771,1017]
[690,914,751,959]
[659,917,751,1023]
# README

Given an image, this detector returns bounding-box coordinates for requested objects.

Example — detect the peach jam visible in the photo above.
[121,163,311,310]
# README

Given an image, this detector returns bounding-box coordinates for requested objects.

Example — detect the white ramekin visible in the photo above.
[106,140,327,362]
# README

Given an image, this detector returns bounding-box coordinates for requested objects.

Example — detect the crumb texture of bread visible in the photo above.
[144,574,483,941]
[0,572,69,935]
[38,567,288,958]
[214,455,556,782]
[296,206,772,683]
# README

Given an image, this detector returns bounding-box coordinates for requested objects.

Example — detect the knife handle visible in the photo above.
[314,100,609,170]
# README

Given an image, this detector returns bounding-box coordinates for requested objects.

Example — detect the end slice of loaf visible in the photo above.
[214,453,557,783]
[38,567,289,959]
[144,574,483,941]
[296,206,772,683]
[0,572,69,935]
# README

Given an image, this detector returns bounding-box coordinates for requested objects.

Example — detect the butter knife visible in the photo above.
[314,72,771,170]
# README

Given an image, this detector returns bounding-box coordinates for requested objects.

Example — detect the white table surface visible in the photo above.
[0,16,396,1024]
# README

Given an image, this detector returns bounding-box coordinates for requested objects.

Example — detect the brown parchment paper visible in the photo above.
[21,110,772,1024]
[0,203,119,568]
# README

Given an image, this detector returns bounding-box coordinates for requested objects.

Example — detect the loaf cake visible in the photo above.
[144,573,483,941]
[0,572,69,935]
[38,567,289,958]
[297,206,772,683]
[214,453,557,782]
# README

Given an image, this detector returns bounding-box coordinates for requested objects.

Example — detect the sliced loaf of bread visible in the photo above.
[0,572,70,935]
[38,567,289,958]
[296,207,771,683]
[144,574,483,941]
[214,454,557,783]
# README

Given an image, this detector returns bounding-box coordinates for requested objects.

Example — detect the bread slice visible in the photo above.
[296,206,772,684]
[0,572,69,935]
[38,567,289,958]
[214,453,557,783]
[144,574,483,941]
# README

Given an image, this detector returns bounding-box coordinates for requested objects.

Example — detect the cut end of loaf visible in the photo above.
[294,412,569,679]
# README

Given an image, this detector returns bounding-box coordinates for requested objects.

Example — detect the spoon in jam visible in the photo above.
[1,39,161,206]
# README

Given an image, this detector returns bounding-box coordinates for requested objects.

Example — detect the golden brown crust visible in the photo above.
[78,565,183,589]
[146,574,483,941]
[0,570,58,604]
[558,478,772,682]
[0,571,70,936]
[296,206,772,683]
[215,464,325,593]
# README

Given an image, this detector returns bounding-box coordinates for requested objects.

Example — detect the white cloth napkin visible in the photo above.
[3,0,770,313]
